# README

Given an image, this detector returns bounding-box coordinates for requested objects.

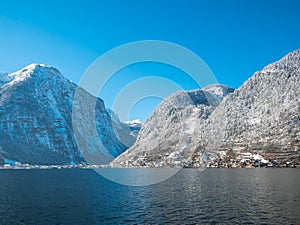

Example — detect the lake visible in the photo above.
[0,168,299,224]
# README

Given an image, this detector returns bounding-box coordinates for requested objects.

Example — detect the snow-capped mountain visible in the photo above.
[123,119,142,138]
[112,49,300,167]
[194,49,300,161]
[2,50,299,167]
[0,64,132,165]
[111,85,234,167]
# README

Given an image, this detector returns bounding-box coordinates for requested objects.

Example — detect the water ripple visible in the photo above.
[0,169,299,224]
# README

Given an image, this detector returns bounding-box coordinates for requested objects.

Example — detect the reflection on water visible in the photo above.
[0,169,299,224]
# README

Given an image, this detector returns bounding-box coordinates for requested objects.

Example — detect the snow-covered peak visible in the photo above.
[202,84,235,99]
[165,89,208,107]
[22,63,46,70]
[12,63,61,76]
[2,64,63,89]
[163,84,234,109]
[262,49,300,73]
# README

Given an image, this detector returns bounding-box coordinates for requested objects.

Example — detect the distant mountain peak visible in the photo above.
[124,119,142,125]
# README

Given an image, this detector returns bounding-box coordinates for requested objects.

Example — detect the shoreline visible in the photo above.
[1,166,299,170]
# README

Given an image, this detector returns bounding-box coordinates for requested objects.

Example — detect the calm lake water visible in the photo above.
[0,168,299,224]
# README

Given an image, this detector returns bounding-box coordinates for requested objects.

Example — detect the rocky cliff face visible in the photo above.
[111,85,234,167]
[112,49,300,167]
[0,64,133,165]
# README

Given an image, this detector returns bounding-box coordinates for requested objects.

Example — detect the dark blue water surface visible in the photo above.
[0,168,299,224]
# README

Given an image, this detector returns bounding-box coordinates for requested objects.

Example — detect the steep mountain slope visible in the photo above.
[112,49,300,167]
[194,49,300,161]
[111,85,234,167]
[0,64,131,165]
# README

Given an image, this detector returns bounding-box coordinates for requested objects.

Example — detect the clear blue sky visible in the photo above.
[1,0,300,121]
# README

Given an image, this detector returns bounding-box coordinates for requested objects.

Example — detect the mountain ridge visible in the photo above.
[0,64,136,165]
[1,49,299,166]
[112,49,300,167]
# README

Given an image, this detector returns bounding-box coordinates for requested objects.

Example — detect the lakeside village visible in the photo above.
[112,150,300,168]
[192,151,300,168]
[1,151,299,169]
